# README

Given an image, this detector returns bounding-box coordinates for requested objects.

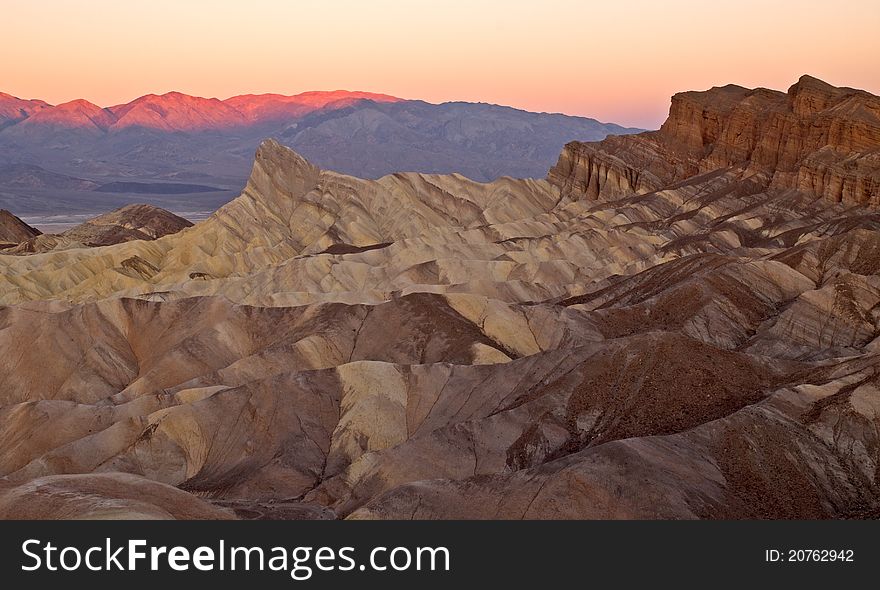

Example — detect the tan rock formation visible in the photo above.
[9,204,193,254]
[1,77,880,519]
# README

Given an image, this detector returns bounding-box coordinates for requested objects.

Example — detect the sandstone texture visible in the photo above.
[2,77,880,519]
[549,75,880,207]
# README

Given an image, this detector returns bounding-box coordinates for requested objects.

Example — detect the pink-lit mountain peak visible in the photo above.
[224,90,403,121]
[0,89,405,132]
[109,91,249,131]
[17,98,116,131]
[0,92,50,105]
[286,89,401,105]
[0,93,51,124]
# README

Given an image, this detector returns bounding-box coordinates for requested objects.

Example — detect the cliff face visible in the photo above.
[0,209,39,246]
[550,75,880,206]
[546,134,693,200]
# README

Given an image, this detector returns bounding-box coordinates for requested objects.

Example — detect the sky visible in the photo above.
[2,0,878,129]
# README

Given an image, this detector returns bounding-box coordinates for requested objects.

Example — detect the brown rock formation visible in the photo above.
[61,203,194,245]
[9,204,193,253]
[0,209,39,247]
[550,75,880,206]
[2,78,880,520]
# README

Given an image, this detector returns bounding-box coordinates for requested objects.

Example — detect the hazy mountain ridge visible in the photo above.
[0,90,641,217]
[281,99,636,180]
[0,90,402,133]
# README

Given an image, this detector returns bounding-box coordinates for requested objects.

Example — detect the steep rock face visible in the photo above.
[547,134,694,200]
[550,76,880,206]
[0,209,39,246]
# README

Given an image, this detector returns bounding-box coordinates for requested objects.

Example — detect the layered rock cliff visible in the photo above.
[549,75,880,206]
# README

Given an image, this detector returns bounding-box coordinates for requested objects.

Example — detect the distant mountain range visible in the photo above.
[0,90,402,133]
[0,90,641,216]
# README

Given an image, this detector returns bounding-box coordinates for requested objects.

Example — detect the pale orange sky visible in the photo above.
[3,0,878,128]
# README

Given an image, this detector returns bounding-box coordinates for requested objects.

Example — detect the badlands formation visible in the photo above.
[7,204,193,254]
[0,209,39,247]
[1,75,879,519]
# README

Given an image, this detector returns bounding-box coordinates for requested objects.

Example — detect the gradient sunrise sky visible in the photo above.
[3,0,878,128]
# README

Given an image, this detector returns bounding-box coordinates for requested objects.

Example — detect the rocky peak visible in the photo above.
[549,76,880,207]
[657,84,754,151]
[0,93,51,127]
[4,204,192,254]
[0,209,40,246]
[21,99,118,131]
[787,74,847,116]
[109,92,248,132]
[76,204,193,239]
[247,139,322,203]
[224,91,402,123]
